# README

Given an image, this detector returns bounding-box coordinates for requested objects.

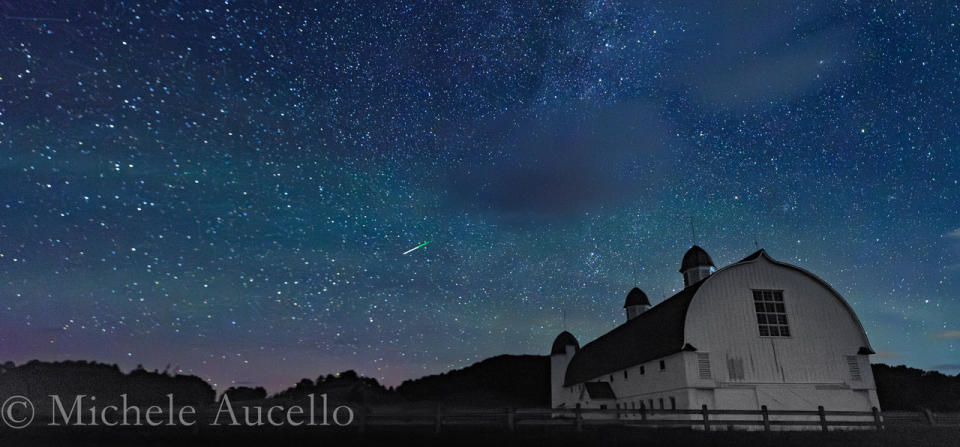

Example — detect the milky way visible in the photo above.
[0,1,958,391]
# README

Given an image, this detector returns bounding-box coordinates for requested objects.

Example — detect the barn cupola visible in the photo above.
[623,287,651,321]
[551,331,579,356]
[680,245,716,287]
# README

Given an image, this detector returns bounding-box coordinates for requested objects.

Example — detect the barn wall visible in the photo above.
[682,255,879,410]
[605,351,690,411]
[560,351,694,413]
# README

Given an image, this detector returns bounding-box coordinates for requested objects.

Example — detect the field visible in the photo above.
[2,425,959,447]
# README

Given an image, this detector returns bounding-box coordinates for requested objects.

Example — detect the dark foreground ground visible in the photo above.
[1,426,959,447]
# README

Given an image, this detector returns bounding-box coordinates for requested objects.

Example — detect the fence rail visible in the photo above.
[354,405,960,433]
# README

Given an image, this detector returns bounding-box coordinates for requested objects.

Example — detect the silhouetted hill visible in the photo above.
[395,354,549,407]
[872,363,960,411]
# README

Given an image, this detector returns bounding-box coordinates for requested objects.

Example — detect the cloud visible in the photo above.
[669,1,858,108]
[445,102,673,219]
[933,364,960,372]
[946,228,960,238]
[933,330,960,339]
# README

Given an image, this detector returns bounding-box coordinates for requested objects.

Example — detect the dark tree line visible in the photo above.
[0,360,215,409]
[872,363,960,412]
[264,355,549,407]
[2,358,956,411]
[221,386,268,402]
[271,370,390,403]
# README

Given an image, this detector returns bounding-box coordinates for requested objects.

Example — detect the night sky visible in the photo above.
[1,1,958,392]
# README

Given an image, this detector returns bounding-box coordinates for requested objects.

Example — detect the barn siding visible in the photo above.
[683,255,879,410]
[603,351,691,412]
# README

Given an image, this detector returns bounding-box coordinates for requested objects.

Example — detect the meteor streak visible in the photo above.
[403,240,432,255]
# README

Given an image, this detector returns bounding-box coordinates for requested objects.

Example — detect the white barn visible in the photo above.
[550,246,879,422]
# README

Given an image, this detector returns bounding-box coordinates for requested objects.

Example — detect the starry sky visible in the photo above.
[1,1,958,391]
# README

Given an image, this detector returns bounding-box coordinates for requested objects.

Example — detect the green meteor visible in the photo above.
[402,240,432,255]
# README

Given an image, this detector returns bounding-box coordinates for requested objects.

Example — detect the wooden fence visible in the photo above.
[17,405,958,433]
[354,405,960,433]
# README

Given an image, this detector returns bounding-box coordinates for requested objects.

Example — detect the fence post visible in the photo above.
[871,406,882,431]
[761,405,770,431]
[701,404,711,431]
[818,405,828,432]
[575,406,583,432]
[922,408,936,426]
[506,407,515,432]
[434,403,443,434]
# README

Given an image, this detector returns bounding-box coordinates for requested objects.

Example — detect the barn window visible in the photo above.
[624,370,628,380]
[697,353,711,379]
[659,360,666,370]
[659,398,664,409]
[640,365,645,375]
[670,397,676,410]
[753,289,790,337]
[846,355,862,381]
